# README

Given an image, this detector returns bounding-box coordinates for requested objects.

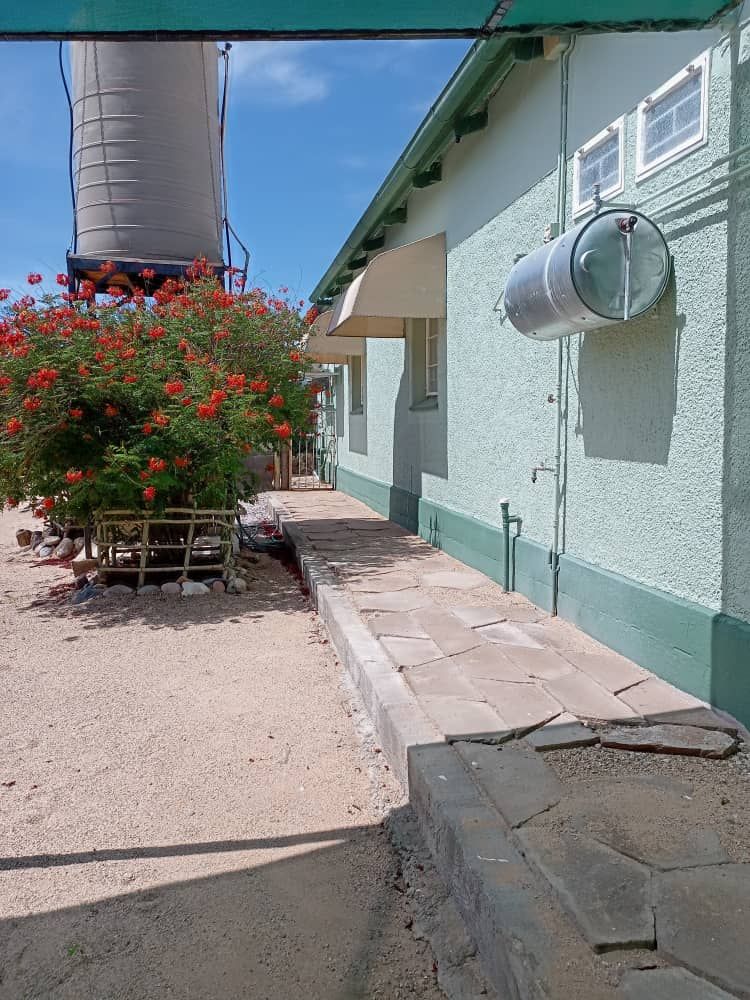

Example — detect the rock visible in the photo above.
[176,575,190,585]
[601,724,738,759]
[211,580,226,593]
[71,553,98,575]
[30,530,43,548]
[619,967,738,999]
[227,577,247,594]
[54,538,74,558]
[137,585,161,597]
[74,574,90,590]
[15,528,32,547]
[102,584,134,597]
[42,534,61,546]
[161,582,182,596]
[37,545,54,558]
[73,536,85,553]
[182,581,210,597]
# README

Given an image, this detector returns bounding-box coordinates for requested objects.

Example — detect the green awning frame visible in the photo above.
[0,0,741,38]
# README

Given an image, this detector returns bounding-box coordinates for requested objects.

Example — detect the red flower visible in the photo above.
[250,379,269,393]
[149,325,166,340]
[6,417,23,435]
[141,267,156,280]
[42,497,54,510]
[269,393,284,408]
[22,396,41,411]
[143,486,156,502]
[28,367,58,390]
[274,421,292,439]
[66,469,83,484]
[153,411,170,427]
[178,339,189,352]
[174,456,190,469]
[0,289,10,301]
[0,376,11,389]
[226,373,246,391]
[26,273,43,285]
[69,407,83,420]
[148,457,167,473]
[214,329,230,341]
[120,347,137,360]
[289,351,301,363]
[78,365,91,378]
[122,375,138,384]
[56,273,69,286]
[210,389,227,406]
[265,463,275,473]
[142,422,153,435]
[104,404,118,418]
[33,507,45,518]
[185,352,197,362]
[139,471,150,481]
[165,379,185,396]
[197,402,218,420]
[181,396,193,407]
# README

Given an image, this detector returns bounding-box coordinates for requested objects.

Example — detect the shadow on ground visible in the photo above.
[0,816,434,1000]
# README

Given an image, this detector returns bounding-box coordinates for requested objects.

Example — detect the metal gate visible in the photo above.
[290,402,337,490]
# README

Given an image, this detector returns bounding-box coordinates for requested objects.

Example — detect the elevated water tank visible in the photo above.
[503,209,670,341]
[71,41,224,267]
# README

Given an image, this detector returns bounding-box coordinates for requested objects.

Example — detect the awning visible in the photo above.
[4,1,739,37]
[303,311,364,363]
[327,233,446,339]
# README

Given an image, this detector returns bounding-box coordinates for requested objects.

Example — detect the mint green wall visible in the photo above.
[333,18,750,717]
[337,19,749,617]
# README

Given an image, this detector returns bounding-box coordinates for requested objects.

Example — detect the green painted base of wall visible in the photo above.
[335,465,750,727]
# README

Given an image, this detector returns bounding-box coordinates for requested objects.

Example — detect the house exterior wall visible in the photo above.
[332,16,750,721]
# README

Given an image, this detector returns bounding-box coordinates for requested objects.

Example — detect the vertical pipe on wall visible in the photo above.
[551,36,576,616]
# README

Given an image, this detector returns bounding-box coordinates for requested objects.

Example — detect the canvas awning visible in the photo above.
[4,1,740,37]
[327,233,446,339]
[303,311,364,363]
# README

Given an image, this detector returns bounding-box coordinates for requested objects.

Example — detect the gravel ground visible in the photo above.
[0,507,448,1000]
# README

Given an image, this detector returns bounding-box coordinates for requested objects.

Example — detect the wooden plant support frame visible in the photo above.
[95,507,235,588]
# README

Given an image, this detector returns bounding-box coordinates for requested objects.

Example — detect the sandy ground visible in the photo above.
[0,508,446,1000]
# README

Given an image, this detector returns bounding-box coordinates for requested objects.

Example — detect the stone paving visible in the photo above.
[270,490,750,998]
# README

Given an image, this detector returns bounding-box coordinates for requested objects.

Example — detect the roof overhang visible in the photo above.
[304,311,364,362]
[327,233,446,339]
[3,1,740,38]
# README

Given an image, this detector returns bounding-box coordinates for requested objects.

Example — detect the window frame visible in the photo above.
[425,318,439,399]
[572,116,625,219]
[636,50,710,182]
[349,353,363,414]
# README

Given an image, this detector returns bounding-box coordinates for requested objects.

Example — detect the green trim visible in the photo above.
[335,465,750,726]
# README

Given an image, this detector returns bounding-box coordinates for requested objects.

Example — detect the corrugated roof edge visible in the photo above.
[309,36,538,305]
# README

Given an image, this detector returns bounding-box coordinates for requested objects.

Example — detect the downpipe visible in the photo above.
[500,499,522,592]
[550,36,575,616]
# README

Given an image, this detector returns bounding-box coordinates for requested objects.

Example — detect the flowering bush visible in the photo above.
[0,263,316,521]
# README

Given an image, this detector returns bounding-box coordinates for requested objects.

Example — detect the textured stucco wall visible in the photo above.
[335,19,748,619]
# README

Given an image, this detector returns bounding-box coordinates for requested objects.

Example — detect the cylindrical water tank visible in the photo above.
[71,41,224,265]
[503,209,670,341]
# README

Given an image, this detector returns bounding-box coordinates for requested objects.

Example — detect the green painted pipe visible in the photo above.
[500,499,522,593]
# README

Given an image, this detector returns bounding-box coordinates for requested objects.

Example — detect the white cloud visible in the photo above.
[230,42,330,106]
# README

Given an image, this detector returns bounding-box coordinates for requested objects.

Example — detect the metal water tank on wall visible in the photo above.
[503,209,670,341]
[71,41,224,265]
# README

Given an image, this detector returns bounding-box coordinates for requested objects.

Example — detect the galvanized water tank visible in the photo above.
[71,41,224,265]
[503,209,670,341]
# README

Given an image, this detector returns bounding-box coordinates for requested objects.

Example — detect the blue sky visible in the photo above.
[0,40,469,302]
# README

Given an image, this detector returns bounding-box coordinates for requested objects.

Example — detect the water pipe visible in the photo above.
[500,499,522,592]
[550,35,576,616]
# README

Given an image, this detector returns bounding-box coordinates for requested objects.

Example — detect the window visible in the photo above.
[573,117,624,217]
[637,52,709,180]
[426,319,439,397]
[409,318,441,408]
[349,354,363,414]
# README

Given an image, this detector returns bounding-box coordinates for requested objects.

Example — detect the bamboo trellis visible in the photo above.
[95,508,235,588]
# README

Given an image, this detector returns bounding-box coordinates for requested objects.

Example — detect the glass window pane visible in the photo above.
[577,130,620,206]
[643,71,702,166]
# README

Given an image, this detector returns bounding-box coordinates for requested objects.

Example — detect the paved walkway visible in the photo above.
[271,490,735,743]
[270,489,750,999]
